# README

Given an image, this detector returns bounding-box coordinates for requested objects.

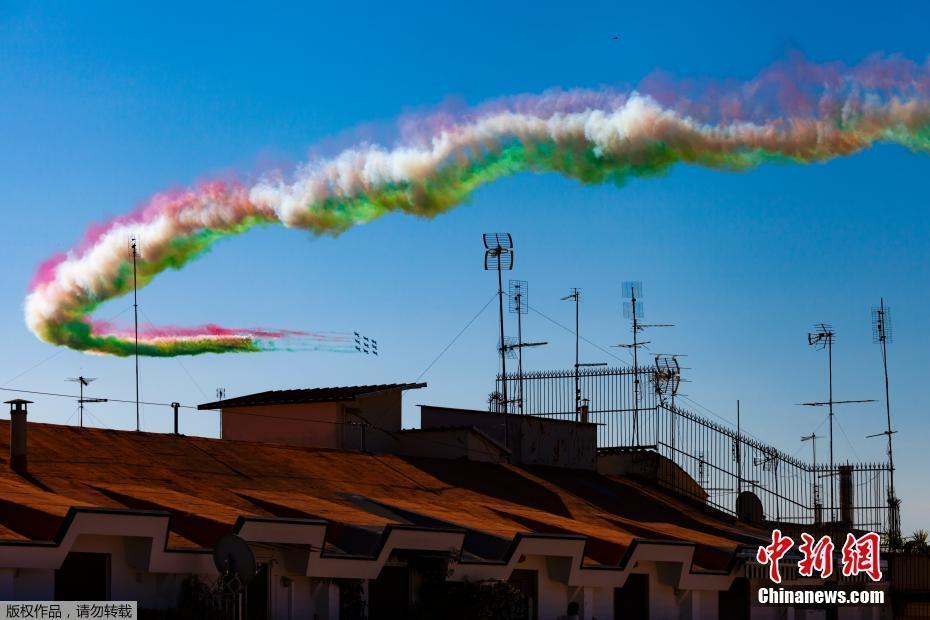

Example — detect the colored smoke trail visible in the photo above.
[25,54,930,356]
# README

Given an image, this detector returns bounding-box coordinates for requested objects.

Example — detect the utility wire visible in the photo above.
[675,394,772,446]
[1,349,66,388]
[1,305,134,388]
[528,305,633,365]
[834,415,863,462]
[790,414,828,460]
[0,387,197,409]
[416,293,497,381]
[175,358,209,399]
[139,308,209,399]
[530,301,785,448]
[63,405,80,426]
[85,410,112,430]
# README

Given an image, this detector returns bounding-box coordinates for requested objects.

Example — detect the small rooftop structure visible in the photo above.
[198,382,425,452]
[197,382,426,410]
[419,405,597,470]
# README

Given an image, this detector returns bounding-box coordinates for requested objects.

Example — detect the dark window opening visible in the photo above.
[338,579,368,620]
[55,552,110,601]
[244,562,269,620]
[718,576,749,620]
[508,569,538,620]
[368,565,410,620]
[614,573,648,620]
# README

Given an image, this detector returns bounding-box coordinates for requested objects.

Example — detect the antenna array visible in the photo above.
[505,280,546,414]
[616,281,673,445]
[803,322,874,522]
[65,376,107,428]
[483,233,514,414]
[129,235,140,432]
[870,298,900,545]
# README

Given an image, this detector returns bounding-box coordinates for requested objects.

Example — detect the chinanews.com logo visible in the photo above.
[754,529,885,607]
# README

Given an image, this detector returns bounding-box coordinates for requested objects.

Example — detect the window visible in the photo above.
[718,577,749,620]
[55,552,110,601]
[614,573,648,620]
[245,562,269,620]
[508,569,538,620]
[368,565,410,619]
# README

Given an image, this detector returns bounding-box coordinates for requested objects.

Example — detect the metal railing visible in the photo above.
[495,367,892,537]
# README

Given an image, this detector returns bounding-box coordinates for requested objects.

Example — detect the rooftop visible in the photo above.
[197,382,426,410]
[0,418,766,570]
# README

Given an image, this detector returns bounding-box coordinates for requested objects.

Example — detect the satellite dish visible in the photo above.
[735,491,764,524]
[213,534,256,584]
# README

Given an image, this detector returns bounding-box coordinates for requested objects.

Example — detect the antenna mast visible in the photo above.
[871,298,900,544]
[130,235,140,432]
[617,282,672,445]
[561,288,581,417]
[66,376,107,427]
[561,288,607,422]
[483,233,514,413]
[803,323,874,522]
[507,280,545,414]
[801,433,821,522]
[653,354,681,452]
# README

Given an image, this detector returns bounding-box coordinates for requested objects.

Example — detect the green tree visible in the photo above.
[908,529,929,552]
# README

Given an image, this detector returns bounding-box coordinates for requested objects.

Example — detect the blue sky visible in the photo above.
[1,1,929,532]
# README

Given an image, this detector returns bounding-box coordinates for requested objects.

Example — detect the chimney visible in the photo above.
[6,399,32,474]
[839,464,854,527]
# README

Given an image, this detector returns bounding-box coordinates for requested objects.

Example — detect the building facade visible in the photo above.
[0,388,888,619]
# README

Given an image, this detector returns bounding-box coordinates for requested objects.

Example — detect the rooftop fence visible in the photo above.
[495,366,894,540]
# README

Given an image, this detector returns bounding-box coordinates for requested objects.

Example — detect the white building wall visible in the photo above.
[69,534,195,608]
[590,585,614,620]
[639,561,680,620]
[689,588,719,620]
[518,555,570,619]
[310,580,340,619]
[15,527,883,620]
[0,569,12,600]
[10,568,53,600]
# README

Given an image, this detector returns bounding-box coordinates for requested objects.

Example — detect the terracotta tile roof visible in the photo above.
[0,419,765,570]
[197,383,426,409]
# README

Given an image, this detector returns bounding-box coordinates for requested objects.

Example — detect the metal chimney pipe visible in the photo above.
[171,402,180,435]
[6,399,32,474]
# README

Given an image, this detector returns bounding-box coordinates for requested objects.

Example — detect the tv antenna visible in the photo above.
[483,233,513,413]
[652,354,681,407]
[753,448,779,471]
[129,235,140,432]
[801,433,822,512]
[753,447,783,520]
[654,354,682,455]
[561,288,607,421]
[868,298,900,544]
[65,376,107,428]
[801,323,874,521]
[507,280,546,414]
[615,281,673,445]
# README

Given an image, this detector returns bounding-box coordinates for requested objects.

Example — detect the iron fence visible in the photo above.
[495,367,892,538]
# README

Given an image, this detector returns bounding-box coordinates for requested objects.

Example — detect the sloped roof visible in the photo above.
[0,419,766,569]
[197,382,426,410]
